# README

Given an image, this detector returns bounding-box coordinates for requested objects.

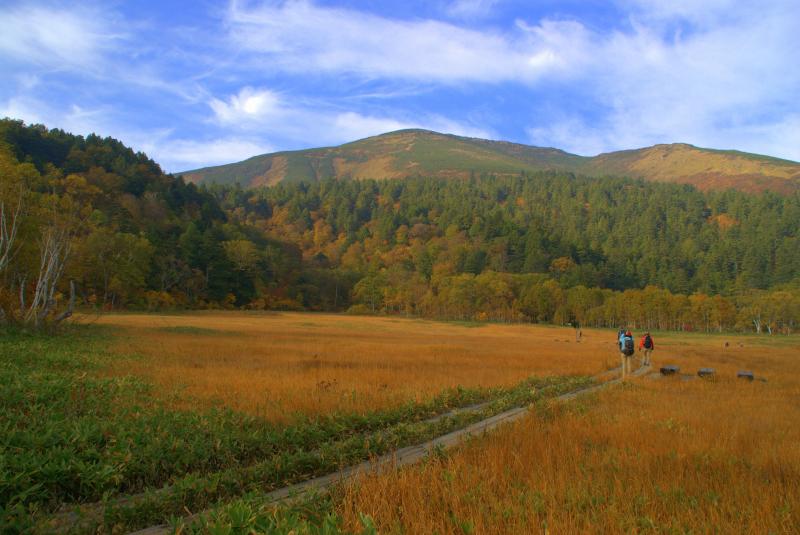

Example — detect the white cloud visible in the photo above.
[206,84,492,147]
[209,87,282,123]
[0,95,267,171]
[525,0,800,160]
[527,118,607,156]
[0,96,45,125]
[0,96,112,137]
[3,0,798,167]
[218,1,799,160]
[153,138,275,171]
[225,0,572,84]
[0,4,120,72]
[0,3,208,105]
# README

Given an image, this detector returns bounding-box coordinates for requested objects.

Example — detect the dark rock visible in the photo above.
[660,365,680,376]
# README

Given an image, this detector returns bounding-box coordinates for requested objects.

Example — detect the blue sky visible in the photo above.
[1,0,798,172]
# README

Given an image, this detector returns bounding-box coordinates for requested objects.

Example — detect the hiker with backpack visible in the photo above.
[639,332,655,366]
[619,329,635,379]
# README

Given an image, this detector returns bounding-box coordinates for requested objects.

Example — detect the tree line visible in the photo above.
[352,271,799,334]
[1,119,798,332]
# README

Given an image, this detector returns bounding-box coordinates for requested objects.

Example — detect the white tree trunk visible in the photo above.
[23,226,71,327]
[0,192,25,273]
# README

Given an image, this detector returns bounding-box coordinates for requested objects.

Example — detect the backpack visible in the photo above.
[622,336,634,356]
[643,335,653,349]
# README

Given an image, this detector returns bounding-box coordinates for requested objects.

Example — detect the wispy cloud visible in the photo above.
[2,0,798,167]
[225,0,571,84]
[527,0,800,159]
[152,138,275,171]
[206,86,492,147]
[0,95,112,137]
[618,0,745,25]
[0,4,122,73]
[0,94,251,171]
[0,96,45,125]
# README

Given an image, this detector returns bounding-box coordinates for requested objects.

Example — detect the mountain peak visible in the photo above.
[181,132,800,195]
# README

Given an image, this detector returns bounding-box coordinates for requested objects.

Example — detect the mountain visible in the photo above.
[586,143,800,195]
[181,130,800,194]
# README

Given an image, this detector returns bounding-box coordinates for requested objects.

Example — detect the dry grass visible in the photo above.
[339,332,800,534]
[93,312,614,421]
[89,312,799,530]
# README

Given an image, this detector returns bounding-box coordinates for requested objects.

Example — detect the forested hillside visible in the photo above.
[223,174,800,294]
[212,175,800,332]
[1,120,799,332]
[0,119,300,324]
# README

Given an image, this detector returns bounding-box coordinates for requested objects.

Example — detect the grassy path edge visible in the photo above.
[42,373,574,532]
[132,364,650,535]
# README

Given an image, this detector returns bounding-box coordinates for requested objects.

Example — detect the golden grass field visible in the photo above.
[338,331,800,534]
[95,312,616,421]
[91,312,799,532]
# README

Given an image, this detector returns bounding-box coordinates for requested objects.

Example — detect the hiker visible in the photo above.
[619,329,635,379]
[639,332,654,365]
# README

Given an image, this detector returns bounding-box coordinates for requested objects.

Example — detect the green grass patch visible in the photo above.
[179,492,377,535]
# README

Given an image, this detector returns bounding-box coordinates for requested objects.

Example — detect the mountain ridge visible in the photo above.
[180,129,800,194]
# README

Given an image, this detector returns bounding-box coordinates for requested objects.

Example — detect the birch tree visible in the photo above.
[0,187,25,274]
[23,225,73,327]
[0,151,35,323]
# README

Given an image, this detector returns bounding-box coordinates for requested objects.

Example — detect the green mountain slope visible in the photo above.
[181,129,800,194]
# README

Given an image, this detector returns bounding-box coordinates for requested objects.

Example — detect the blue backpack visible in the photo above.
[622,335,634,356]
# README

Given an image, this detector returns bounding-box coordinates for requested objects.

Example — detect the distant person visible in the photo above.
[639,332,654,366]
[619,329,635,379]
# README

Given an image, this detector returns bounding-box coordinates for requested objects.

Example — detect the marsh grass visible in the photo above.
[2,321,533,527]
[69,376,588,533]
[2,316,592,533]
[96,312,616,421]
[338,334,800,534]
[6,313,798,534]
